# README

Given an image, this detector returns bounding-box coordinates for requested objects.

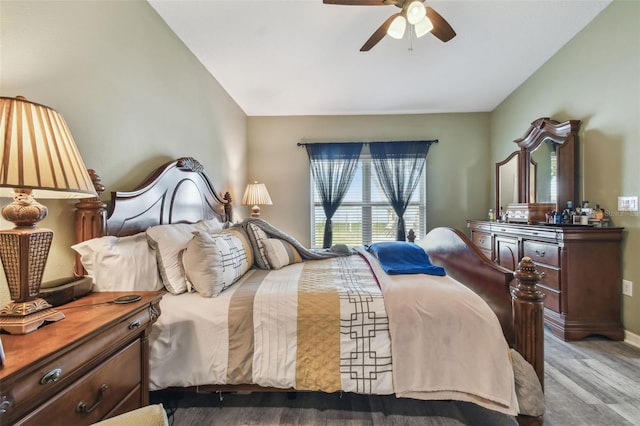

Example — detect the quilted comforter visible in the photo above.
[149,250,518,415]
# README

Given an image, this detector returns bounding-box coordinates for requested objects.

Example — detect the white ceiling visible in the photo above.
[148,0,611,116]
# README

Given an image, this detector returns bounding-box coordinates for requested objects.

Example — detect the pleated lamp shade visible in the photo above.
[241,181,272,217]
[0,96,97,200]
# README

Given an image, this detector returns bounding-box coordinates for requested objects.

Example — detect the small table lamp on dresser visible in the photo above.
[0,96,97,334]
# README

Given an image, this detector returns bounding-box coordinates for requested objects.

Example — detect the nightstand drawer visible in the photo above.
[16,340,141,426]
[6,305,151,419]
[523,241,560,267]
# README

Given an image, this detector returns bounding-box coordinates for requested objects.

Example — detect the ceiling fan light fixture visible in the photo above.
[406,1,426,25]
[387,15,406,39]
[414,16,433,38]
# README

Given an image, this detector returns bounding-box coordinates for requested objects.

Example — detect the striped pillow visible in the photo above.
[262,238,303,270]
[246,222,271,269]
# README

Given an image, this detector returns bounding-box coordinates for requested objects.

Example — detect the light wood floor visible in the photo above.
[152,328,640,425]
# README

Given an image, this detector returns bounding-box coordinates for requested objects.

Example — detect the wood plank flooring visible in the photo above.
[151,328,640,425]
[543,330,640,425]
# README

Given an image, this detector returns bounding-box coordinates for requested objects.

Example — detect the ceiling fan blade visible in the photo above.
[427,7,456,42]
[323,0,391,5]
[360,13,401,51]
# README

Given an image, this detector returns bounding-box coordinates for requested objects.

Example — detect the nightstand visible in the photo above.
[0,291,162,425]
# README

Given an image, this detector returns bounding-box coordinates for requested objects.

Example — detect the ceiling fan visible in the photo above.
[323,0,456,51]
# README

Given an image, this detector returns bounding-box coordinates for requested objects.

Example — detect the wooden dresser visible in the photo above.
[467,220,624,341]
[0,291,162,426]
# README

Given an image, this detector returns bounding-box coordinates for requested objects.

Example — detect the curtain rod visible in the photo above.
[297,140,439,147]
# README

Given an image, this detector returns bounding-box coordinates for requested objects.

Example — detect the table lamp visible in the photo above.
[0,96,98,334]
[241,181,272,217]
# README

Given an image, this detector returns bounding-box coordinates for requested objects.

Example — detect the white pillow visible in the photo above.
[71,232,162,292]
[182,229,252,297]
[146,219,222,294]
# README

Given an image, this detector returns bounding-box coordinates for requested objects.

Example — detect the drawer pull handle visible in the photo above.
[76,383,108,414]
[128,319,142,330]
[478,238,485,244]
[535,249,546,257]
[0,395,11,414]
[40,368,62,385]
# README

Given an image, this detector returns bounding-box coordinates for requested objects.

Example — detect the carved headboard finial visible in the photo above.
[87,169,105,198]
[176,157,204,173]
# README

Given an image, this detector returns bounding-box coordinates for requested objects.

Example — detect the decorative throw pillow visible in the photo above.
[262,238,303,270]
[245,222,271,269]
[182,230,252,297]
[71,232,162,292]
[146,219,222,294]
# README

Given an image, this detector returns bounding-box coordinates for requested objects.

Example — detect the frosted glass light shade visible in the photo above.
[406,1,426,25]
[387,16,407,39]
[415,16,434,38]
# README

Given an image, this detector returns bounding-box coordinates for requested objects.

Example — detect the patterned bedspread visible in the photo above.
[149,252,517,415]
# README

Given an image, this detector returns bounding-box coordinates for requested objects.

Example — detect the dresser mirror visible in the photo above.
[495,117,581,215]
[495,151,519,214]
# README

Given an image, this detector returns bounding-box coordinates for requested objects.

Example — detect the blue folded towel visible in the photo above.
[365,242,446,276]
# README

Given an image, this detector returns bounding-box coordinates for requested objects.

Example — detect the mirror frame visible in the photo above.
[495,151,520,215]
[513,117,581,211]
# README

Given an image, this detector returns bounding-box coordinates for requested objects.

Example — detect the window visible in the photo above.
[311,150,427,247]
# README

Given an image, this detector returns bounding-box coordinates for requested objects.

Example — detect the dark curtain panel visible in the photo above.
[369,141,436,241]
[305,142,363,248]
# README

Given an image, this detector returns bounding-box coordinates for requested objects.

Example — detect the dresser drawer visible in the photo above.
[533,263,560,291]
[472,231,492,250]
[539,285,560,312]
[523,240,560,267]
[5,306,151,420]
[16,340,142,426]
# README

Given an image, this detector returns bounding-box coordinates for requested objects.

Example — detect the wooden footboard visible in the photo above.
[419,227,545,387]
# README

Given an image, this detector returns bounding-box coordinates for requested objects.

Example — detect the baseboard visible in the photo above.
[624,330,640,349]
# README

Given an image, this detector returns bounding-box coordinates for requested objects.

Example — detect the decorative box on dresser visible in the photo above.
[0,291,162,426]
[467,220,624,341]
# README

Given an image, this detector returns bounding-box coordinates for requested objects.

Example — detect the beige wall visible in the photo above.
[247,113,490,246]
[491,0,640,335]
[0,1,248,307]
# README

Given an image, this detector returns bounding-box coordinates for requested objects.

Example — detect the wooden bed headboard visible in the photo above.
[74,157,232,274]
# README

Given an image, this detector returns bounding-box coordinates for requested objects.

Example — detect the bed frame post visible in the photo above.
[223,191,233,222]
[74,169,108,277]
[512,256,546,389]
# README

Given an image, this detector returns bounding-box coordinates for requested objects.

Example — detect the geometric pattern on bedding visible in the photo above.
[296,256,393,394]
[336,255,392,394]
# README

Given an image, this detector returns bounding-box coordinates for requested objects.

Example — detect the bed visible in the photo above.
[73,157,546,425]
